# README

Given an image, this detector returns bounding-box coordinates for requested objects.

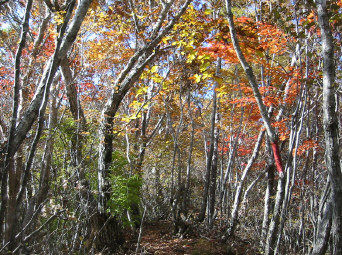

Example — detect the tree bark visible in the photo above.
[208,58,221,227]
[198,79,217,223]
[311,180,332,255]
[225,1,286,253]
[225,0,284,176]
[0,0,92,248]
[183,90,195,215]
[0,0,33,243]
[261,158,275,243]
[316,1,342,254]
[227,129,265,236]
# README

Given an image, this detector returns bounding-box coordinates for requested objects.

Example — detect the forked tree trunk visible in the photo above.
[227,129,265,236]
[225,1,285,252]
[96,1,192,251]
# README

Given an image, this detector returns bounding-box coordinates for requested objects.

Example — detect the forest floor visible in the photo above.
[124,220,261,255]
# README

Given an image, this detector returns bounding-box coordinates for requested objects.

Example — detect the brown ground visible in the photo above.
[124,221,261,255]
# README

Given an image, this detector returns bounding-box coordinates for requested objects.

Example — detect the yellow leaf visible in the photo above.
[151,65,159,73]
[204,9,213,15]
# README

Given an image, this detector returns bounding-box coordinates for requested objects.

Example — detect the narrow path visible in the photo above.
[130,221,258,255]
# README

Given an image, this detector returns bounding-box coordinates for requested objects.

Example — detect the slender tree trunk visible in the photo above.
[208,113,219,227]
[311,179,332,255]
[209,58,221,227]
[316,2,342,254]
[227,129,265,236]
[183,90,195,214]
[60,57,86,125]
[61,57,86,174]
[0,0,33,243]
[264,175,285,255]
[225,0,284,176]
[225,2,286,253]
[0,1,92,245]
[261,158,275,243]
[217,108,243,210]
[198,75,218,222]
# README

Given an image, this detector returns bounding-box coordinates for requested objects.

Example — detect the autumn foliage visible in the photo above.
[0,0,341,254]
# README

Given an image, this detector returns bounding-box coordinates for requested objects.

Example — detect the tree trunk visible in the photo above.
[225,1,286,252]
[0,0,92,244]
[224,0,284,176]
[183,90,195,215]
[96,1,192,250]
[316,2,342,254]
[264,175,285,255]
[208,111,219,227]
[208,58,221,227]
[227,129,265,236]
[311,180,332,255]
[198,79,217,223]
[261,160,275,244]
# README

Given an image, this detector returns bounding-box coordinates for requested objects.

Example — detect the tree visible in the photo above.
[314,1,342,254]
[0,0,341,253]
[0,0,92,251]
[93,0,192,252]
[224,1,286,253]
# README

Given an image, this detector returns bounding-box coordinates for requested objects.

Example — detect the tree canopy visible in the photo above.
[0,0,341,254]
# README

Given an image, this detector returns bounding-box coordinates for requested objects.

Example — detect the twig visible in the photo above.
[136,205,147,254]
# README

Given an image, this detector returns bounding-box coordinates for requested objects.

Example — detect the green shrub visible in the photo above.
[107,151,142,226]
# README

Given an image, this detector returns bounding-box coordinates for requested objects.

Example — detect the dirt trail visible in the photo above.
[126,221,259,255]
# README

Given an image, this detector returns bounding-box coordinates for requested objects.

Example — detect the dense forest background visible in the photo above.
[0,0,342,254]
